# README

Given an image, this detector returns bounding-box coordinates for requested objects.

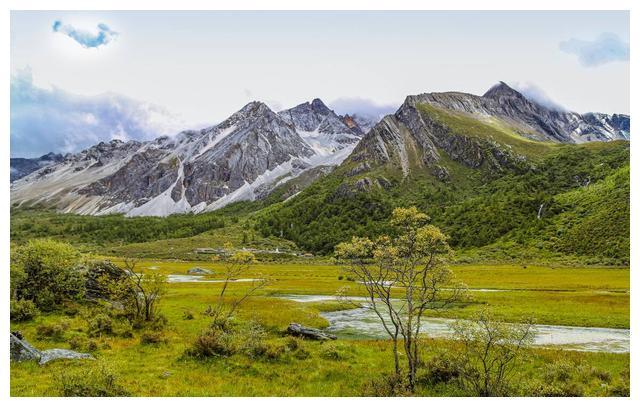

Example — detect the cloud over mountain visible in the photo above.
[10,68,185,158]
[329,97,397,121]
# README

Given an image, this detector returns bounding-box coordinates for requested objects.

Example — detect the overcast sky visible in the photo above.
[11,11,630,157]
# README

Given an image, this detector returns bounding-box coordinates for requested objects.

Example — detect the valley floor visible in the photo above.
[10,260,629,396]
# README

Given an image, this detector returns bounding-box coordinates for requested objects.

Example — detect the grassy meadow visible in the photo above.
[10,258,630,396]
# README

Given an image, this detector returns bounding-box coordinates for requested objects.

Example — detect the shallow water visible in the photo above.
[321,306,629,353]
[274,294,629,353]
[167,275,262,283]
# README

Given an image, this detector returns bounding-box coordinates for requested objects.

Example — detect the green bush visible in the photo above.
[111,319,134,338]
[10,299,39,322]
[13,239,83,311]
[59,364,130,396]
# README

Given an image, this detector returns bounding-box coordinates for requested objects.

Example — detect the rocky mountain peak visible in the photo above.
[483,81,525,100]
[279,99,355,136]
[310,98,333,115]
[234,101,275,119]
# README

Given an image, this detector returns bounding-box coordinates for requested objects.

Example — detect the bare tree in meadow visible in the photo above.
[206,246,269,327]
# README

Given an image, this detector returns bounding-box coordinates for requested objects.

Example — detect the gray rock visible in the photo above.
[10,332,94,365]
[287,323,337,341]
[10,332,41,362]
[187,267,213,275]
[39,348,94,365]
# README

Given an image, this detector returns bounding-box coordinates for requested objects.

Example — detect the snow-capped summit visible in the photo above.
[278,98,363,164]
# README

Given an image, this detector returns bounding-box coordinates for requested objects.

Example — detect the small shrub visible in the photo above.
[63,303,81,316]
[36,322,68,341]
[87,340,99,352]
[421,352,461,385]
[149,314,168,331]
[87,313,113,337]
[527,381,584,397]
[113,319,134,338]
[362,373,411,397]
[319,343,344,360]
[10,299,39,322]
[609,372,630,397]
[59,364,130,397]
[67,333,88,351]
[544,359,575,383]
[188,327,238,358]
[182,310,195,320]
[140,330,167,345]
[285,337,301,351]
[246,341,285,360]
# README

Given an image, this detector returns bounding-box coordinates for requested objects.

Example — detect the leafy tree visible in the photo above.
[336,207,466,391]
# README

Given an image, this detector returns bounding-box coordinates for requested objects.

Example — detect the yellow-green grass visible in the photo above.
[100,259,629,328]
[10,336,629,396]
[109,258,630,291]
[10,278,629,396]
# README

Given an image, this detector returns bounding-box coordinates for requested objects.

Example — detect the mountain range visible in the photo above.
[11,98,373,216]
[10,82,629,235]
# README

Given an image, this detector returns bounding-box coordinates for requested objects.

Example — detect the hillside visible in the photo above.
[255,84,630,263]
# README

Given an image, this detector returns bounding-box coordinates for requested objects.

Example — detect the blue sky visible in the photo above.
[11,11,630,157]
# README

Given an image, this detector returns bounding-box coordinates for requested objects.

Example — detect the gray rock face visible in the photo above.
[408,81,630,143]
[10,152,65,182]
[350,81,628,184]
[278,99,363,157]
[10,332,94,365]
[182,102,315,206]
[286,323,337,340]
[279,99,354,135]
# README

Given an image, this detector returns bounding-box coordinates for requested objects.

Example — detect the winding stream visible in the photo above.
[276,294,630,353]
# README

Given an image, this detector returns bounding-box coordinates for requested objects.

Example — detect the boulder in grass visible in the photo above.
[187,267,213,275]
[286,323,337,341]
[10,331,41,362]
[39,348,94,365]
[10,332,94,365]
